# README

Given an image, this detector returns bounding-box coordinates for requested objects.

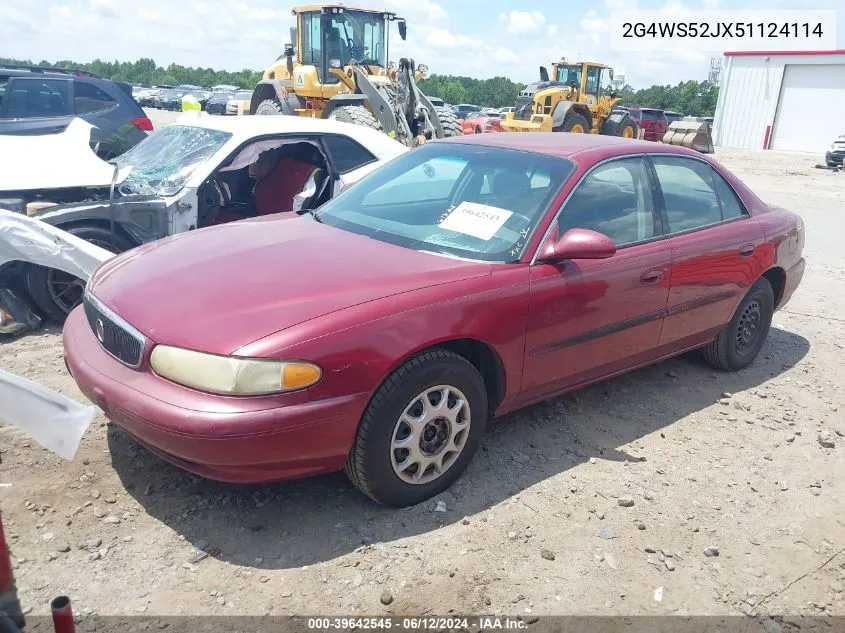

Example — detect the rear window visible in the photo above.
[641,110,664,121]
[74,82,118,114]
[3,78,72,118]
[322,134,377,174]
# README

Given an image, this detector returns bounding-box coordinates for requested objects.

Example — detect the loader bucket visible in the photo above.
[662,118,714,153]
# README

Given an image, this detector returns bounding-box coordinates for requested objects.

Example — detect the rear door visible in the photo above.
[0,76,74,135]
[521,156,671,402]
[649,155,766,352]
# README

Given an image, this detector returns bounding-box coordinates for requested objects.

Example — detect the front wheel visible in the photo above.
[326,105,382,131]
[434,106,463,138]
[557,112,591,134]
[344,349,488,507]
[254,99,285,116]
[25,225,133,323]
[702,277,774,371]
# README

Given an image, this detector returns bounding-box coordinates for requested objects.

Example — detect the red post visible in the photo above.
[0,512,25,631]
[51,595,76,633]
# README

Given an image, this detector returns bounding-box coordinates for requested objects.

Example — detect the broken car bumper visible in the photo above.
[62,306,367,483]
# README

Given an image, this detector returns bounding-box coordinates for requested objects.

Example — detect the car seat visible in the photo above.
[253,157,321,215]
[490,170,531,213]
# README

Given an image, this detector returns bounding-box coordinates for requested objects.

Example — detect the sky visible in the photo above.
[1,0,842,88]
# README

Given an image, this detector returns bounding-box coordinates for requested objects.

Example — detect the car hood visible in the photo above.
[88,215,492,355]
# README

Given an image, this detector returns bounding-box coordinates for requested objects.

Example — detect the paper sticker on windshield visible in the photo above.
[438,202,513,241]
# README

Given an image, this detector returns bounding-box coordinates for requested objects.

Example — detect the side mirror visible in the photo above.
[609,68,614,80]
[536,228,616,263]
[284,43,294,57]
[539,66,549,82]
[398,19,407,40]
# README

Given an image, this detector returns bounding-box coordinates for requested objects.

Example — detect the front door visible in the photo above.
[521,156,671,403]
[648,155,767,352]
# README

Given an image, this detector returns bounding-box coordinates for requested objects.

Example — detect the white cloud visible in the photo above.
[385,0,447,23]
[495,47,519,63]
[547,24,558,36]
[499,10,546,35]
[90,0,118,17]
[702,0,720,7]
[50,5,72,20]
[425,28,483,50]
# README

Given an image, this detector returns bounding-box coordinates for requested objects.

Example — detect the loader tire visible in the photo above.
[255,99,285,116]
[434,106,462,138]
[601,113,638,139]
[556,112,590,134]
[328,105,382,131]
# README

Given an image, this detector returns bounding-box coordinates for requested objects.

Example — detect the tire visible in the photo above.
[26,225,133,323]
[556,112,590,134]
[601,113,638,139]
[702,277,774,371]
[327,105,382,131]
[344,349,488,507]
[255,99,285,116]
[434,106,462,138]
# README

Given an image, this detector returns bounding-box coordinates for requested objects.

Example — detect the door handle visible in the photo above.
[739,244,755,257]
[640,269,664,285]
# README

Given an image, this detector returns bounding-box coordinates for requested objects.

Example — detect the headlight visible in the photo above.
[150,345,321,395]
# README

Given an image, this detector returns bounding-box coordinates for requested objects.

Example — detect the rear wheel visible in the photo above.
[26,225,132,323]
[702,277,774,371]
[344,349,488,507]
[434,106,462,138]
[602,113,638,138]
[327,105,382,131]
[557,112,590,134]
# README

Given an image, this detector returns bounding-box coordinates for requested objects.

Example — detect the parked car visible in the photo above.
[626,107,668,142]
[452,103,482,120]
[63,133,805,507]
[204,91,234,114]
[156,88,188,111]
[7,114,408,321]
[664,110,683,125]
[226,90,253,115]
[499,107,515,115]
[461,111,502,134]
[0,64,152,158]
[825,132,845,167]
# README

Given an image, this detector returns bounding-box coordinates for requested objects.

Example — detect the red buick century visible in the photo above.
[63,133,805,507]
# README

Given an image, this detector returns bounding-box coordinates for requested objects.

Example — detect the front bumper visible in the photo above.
[825,150,845,167]
[500,116,551,132]
[62,307,367,483]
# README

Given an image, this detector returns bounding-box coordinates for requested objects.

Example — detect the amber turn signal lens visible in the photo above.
[282,363,322,390]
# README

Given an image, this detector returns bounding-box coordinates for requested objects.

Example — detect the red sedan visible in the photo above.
[461,112,503,134]
[63,134,805,507]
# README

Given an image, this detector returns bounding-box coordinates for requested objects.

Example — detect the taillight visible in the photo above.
[131,117,153,132]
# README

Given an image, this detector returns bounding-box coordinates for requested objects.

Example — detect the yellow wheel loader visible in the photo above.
[249,4,461,146]
[500,59,638,138]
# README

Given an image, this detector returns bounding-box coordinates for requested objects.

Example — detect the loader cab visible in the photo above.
[553,61,612,107]
[293,5,404,90]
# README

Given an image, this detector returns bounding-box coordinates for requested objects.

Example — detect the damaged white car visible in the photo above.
[0,114,407,321]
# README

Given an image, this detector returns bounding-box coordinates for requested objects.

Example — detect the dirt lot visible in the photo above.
[1,146,845,624]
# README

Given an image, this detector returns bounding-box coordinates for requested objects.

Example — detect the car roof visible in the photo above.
[168,112,408,159]
[438,132,703,161]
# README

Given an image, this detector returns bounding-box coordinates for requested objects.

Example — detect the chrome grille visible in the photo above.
[82,292,145,368]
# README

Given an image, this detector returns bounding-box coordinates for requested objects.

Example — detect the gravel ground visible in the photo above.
[1,145,845,624]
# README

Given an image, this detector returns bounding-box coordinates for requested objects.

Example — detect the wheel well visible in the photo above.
[571,104,593,128]
[251,84,278,111]
[435,339,506,413]
[55,219,139,248]
[762,266,786,308]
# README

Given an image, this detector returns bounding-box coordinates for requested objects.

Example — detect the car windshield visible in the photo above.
[324,10,387,67]
[316,143,575,262]
[114,125,232,197]
[235,91,252,100]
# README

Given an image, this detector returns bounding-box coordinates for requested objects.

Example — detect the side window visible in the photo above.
[710,170,748,221]
[301,12,321,66]
[323,134,376,174]
[74,82,118,115]
[4,78,72,118]
[585,66,601,95]
[651,156,743,233]
[558,157,656,247]
[361,156,467,206]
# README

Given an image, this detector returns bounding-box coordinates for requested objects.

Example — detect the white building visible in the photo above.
[712,49,845,153]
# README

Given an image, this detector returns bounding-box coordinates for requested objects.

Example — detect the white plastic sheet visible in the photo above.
[0,208,115,277]
[0,369,100,460]
[0,118,132,192]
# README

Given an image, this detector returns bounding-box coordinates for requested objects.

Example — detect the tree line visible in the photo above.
[1,57,718,116]
[419,74,719,116]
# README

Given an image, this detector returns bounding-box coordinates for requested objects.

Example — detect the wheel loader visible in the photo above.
[500,59,639,138]
[249,4,461,146]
